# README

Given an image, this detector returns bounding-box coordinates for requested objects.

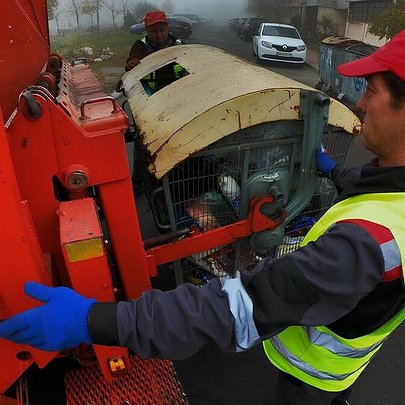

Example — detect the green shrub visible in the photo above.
[51,34,88,59]
[50,29,137,61]
[50,29,140,91]
[316,14,338,42]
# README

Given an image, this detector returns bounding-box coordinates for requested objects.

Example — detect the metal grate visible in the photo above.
[65,355,188,405]
[277,129,353,256]
[140,120,353,285]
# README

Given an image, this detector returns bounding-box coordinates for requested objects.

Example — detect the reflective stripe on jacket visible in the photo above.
[263,192,405,392]
[140,37,184,90]
[338,218,402,282]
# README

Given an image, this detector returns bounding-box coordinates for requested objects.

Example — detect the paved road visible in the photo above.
[188,23,320,88]
[187,23,374,167]
[173,24,405,405]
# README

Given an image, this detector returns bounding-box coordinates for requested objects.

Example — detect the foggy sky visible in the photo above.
[165,0,246,20]
[50,0,247,30]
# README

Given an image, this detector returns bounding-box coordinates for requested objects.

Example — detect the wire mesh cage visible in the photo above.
[123,45,361,287]
[136,118,353,286]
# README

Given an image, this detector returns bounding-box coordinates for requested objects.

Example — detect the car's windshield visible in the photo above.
[169,17,184,23]
[262,26,300,39]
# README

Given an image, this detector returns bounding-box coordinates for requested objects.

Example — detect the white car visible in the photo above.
[253,23,306,66]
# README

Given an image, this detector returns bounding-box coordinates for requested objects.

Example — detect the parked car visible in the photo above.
[129,16,192,39]
[129,21,144,34]
[172,13,201,27]
[168,16,192,38]
[199,17,210,24]
[229,17,239,31]
[235,17,247,37]
[239,17,270,41]
[252,23,306,66]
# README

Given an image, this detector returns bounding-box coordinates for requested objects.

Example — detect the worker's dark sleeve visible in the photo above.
[88,301,118,345]
[330,164,361,194]
[89,223,384,359]
[241,222,384,339]
[89,279,236,359]
[126,40,146,64]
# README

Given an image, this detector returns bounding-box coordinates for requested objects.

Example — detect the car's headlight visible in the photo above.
[261,41,273,49]
[297,45,306,51]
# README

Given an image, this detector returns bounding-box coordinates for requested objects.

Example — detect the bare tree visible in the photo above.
[161,0,174,14]
[122,1,138,29]
[94,0,104,34]
[105,0,120,28]
[69,0,84,29]
[119,0,129,13]
[47,0,65,35]
[118,0,130,23]
[246,0,296,22]
[47,0,59,20]
[53,6,65,35]
[134,1,158,19]
[82,0,97,26]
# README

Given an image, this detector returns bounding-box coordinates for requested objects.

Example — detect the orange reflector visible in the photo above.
[65,238,104,262]
[108,356,127,378]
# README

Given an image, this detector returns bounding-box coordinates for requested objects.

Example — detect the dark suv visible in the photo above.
[129,16,192,39]
[240,17,269,41]
[172,13,202,27]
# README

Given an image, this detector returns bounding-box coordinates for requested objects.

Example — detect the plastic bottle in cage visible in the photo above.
[218,175,241,214]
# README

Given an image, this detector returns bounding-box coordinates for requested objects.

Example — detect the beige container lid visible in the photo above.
[123,44,360,179]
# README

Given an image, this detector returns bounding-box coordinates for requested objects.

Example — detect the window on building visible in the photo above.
[348,0,393,22]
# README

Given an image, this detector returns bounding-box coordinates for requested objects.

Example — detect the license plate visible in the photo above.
[277,51,291,57]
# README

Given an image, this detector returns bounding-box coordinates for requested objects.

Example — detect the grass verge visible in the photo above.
[51,29,140,91]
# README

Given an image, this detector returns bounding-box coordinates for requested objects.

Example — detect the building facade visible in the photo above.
[345,0,392,45]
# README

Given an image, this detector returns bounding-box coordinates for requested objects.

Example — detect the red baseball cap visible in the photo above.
[144,11,167,26]
[337,30,405,82]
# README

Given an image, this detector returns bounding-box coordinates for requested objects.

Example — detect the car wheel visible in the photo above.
[256,53,262,65]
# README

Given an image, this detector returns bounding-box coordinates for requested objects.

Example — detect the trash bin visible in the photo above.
[317,36,377,107]
[123,44,361,285]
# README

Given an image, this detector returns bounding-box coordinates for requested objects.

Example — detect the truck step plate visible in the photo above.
[65,355,188,404]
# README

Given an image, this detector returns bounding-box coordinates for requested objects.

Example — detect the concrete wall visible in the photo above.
[345,22,388,46]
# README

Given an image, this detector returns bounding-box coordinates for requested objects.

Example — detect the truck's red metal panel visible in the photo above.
[0,0,49,122]
[1,61,152,395]
[0,106,57,393]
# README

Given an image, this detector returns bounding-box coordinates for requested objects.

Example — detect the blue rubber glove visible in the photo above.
[0,282,96,351]
[315,146,336,177]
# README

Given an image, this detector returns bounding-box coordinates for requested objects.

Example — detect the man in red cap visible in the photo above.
[125,10,185,72]
[337,31,405,165]
[2,31,405,405]
[125,10,186,196]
